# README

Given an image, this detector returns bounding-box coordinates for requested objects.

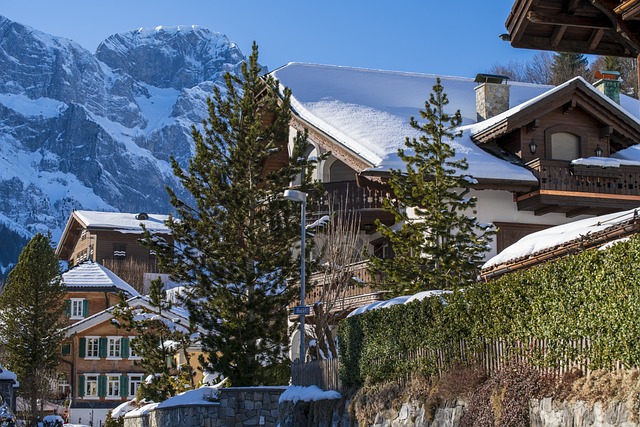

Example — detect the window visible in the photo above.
[551,132,580,161]
[85,374,98,398]
[106,375,120,399]
[128,374,144,398]
[107,337,121,359]
[57,379,70,397]
[86,337,99,359]
[129,337,140,359]
[70,299,86,319]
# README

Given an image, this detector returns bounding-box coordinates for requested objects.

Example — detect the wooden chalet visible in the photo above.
[60,292,197,426]
[56,210,173,291]
[270,63,640,356]
[56,210,171,268]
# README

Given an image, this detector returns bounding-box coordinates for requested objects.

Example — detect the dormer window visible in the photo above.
[551,132,580,161]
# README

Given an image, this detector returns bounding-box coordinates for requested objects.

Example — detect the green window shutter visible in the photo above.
[121,338,129,358]
[78,338,86,358]
[120,375,129,398]
[82,299,89,317]
[61,343,71,356]
[98,375,107,397]
[64,300,71,317]
[78,375,85,397]
[99,337,108,358]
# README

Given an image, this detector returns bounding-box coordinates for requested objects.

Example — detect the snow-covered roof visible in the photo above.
[73,210,170,234]
[0,365,17,384]
[62,261,140,297]
[272,64,640,184]
[482,207,640,274]
[468,76,640,137]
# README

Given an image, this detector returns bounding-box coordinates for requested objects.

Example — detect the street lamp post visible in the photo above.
[283,189,308,364]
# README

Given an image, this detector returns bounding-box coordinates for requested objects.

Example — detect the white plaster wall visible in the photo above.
[405,189,591,260]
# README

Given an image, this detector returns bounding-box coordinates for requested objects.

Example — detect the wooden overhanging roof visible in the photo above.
[506,0,640,57]
[471,77,640,148]
[480,209,640,280]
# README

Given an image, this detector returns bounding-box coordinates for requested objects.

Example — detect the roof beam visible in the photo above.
[551,25,568,48]
[527,11,613,30]
[534,205,560,216]
[565,0,582,13]
[588,28,607,49]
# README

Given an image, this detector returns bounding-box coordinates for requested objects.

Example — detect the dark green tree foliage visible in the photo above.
[370,78,494,295]
[0,233,65,423]
[113,279,196,401]
[550,52,589,85]
[146,43,312,386]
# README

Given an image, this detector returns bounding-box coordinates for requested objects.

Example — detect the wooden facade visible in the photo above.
[56,211,172,270]
[506,0,640,58]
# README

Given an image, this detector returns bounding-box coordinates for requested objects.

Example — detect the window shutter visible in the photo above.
[82,299,89,317]
[121,338,129,358]
[64,300,71,317]
[61,344,71,356]
[98,375,107,397]
[78,376,85,397]
[78,338,86,358]
[99,338,108,358]
[120,375,129,398]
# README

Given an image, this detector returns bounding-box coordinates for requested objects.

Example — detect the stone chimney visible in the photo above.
[474,74,510,122]
[593,70,621,104]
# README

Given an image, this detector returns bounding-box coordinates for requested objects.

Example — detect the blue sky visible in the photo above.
[1,0,540,77]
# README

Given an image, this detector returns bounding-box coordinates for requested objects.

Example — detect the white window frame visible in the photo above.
[128,336,141,360]
[70,298,85,319]
[128,374,144,399]
[107,336,121,359]
[85,336,99,360]
[84,374,99,399]
[106,374,120,400]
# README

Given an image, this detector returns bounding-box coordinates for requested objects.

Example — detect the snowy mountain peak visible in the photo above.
[0,16,248,277]
[96,24,245,90]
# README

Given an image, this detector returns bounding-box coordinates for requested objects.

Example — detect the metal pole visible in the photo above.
[299,198,306,364]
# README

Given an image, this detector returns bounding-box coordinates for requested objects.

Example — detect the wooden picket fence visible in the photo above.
[291,336,632,392]
[291,358,343,392]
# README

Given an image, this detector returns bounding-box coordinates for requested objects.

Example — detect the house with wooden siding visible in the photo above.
[56,210,172,292]
[60,292,193,426]
[271,63,640,359]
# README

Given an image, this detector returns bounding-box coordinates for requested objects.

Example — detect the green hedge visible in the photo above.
[338,235,640,387]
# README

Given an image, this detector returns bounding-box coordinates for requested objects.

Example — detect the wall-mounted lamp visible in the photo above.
[595,145,603,157]
[529,140,537,154]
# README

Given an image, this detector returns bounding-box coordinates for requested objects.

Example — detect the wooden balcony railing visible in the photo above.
[528,159,640,196]
[313,181,389,212]
[289,260,388,317]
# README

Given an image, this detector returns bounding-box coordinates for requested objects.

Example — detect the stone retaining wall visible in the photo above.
[124,387,285,427]
[530,398,640,427]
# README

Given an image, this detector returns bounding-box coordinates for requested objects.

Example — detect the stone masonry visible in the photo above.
[123,387,286,427]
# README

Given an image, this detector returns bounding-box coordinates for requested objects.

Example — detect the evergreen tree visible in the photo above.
[0,233,65,424]
[369,78,494,296]
[145,42,313,386]
[550,52,590,84]
[112,279,196,401]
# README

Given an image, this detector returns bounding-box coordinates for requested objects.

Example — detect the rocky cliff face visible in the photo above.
[0,16,247,276]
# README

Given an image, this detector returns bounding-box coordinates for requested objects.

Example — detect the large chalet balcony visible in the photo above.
[288,261,388,321]
[516,159,640,216]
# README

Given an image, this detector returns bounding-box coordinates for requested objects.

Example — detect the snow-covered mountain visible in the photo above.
[0,17,247,276]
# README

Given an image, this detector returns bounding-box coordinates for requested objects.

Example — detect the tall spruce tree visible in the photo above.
[0,233,65,424]
[145,43,312,386]
[369,78,494,295]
